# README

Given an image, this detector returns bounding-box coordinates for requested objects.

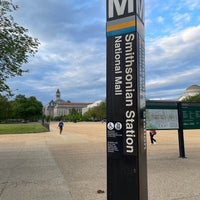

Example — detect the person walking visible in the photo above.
[149,129,157,144]
[58,121,64,134]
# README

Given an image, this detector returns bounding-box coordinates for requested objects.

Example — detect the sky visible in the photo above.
[7,0,200,105]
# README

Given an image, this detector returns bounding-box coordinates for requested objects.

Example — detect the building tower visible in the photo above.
[56,89,61,101]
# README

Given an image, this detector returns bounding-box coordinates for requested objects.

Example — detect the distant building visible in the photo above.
[43,89,91,118]
[82,100,103,115]
[178,85,200,101]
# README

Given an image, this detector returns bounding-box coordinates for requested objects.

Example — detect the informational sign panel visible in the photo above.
[106,0,147,200]
[182,103,200,129]
[146,101,179,130]
[146,109,179,130]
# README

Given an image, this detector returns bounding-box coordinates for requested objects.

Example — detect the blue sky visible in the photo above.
[8,0,200,105]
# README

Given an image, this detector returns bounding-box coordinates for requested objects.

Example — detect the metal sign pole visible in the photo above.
[106,0,147,199]
[177,102,186,158]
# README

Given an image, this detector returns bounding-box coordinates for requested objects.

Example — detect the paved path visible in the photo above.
[0,123,106,200]
[0,123,200,200]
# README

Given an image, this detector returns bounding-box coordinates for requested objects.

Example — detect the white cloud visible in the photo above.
[173,13,191,29]
[184,0,200,10]
[146,25,200,99]
[146,25,200,69]
[7,0,200,103]
[157,16,164,23]
[147,67,200,88]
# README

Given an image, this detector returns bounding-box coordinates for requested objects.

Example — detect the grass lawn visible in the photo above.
[0,123,49,134]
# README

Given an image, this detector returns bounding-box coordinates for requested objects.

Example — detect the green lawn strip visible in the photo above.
[0,123,49,134]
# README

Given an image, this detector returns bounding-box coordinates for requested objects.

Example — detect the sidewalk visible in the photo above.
[0,123,106,200]
[147,129,200,200]
[0,133,73,200]
[0,123,200,200]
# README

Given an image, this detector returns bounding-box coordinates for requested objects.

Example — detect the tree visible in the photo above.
[12,94,43,121]
[83,101,106,121]
[0,94,12,121]
[26,96,43,120]
[0,0,39,95]
[63,108,83,122]
[96,101,106,119]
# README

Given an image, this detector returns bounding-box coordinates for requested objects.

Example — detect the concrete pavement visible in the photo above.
[0,133,73,200]
[0,123,106,200]
[148,129,200,200]
[0,123,200,200]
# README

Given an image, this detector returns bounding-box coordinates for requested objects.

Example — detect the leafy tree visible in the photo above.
[83,101,106,121]
[182,94,200,103]
[12,94,43,121]
[96,101,106,119]
[0,0,39,95]
[0,94,12,121]
[11,94,26,119]
[26,96,43,120]
[64,108,82,122]
[44,115,52,122]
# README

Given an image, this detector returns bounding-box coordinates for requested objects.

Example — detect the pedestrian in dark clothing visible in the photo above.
[58,121,64,134]
[149,130,157,144]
